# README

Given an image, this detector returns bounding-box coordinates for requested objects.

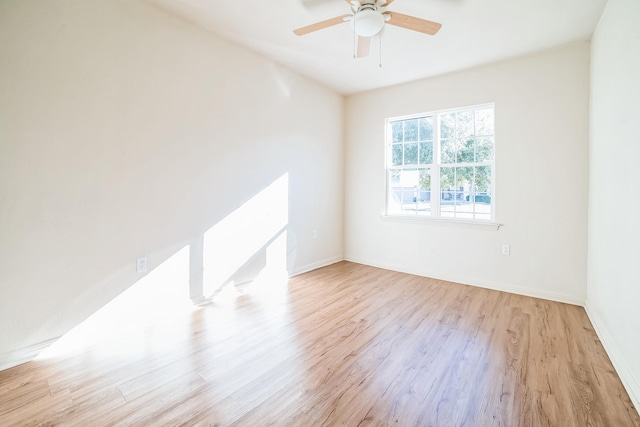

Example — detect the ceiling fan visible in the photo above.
[293,0,442,58]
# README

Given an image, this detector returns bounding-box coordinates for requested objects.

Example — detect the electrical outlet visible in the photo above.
[502,244,510,255]
[312,230,318,239]
[136,257,148,273]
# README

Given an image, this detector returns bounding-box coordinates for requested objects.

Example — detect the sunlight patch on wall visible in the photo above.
[201,173,289,298]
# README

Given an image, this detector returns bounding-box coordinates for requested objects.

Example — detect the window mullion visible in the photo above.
[491,160,496,222]
[432,114,441,218]
[385,122,391,215]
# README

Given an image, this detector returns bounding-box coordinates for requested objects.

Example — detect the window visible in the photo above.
[386,104,495,222]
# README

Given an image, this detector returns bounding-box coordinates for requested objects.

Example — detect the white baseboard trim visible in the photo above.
[0,336,61,372]
[344,256,585,306]
[584,300,640,412]
[289,256,344,277]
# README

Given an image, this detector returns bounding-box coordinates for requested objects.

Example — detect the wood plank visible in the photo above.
[0,261,637,426]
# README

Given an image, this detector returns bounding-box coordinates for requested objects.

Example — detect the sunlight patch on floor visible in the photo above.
[37,247,192,361]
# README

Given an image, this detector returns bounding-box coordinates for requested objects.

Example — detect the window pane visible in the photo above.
[440,113,455,139]
[471,166,492,219]
[457,166,473,185]
[440,166,455,196]
[457,111,474,138]
[404,143,418,165]
[404,119,419,142]
[387,168,430,217]
[390,168,400,184]
[440,204,455,218]
[455,203,474,219]
[475,109,494,136]
[392,144,402,166]
[475,137,494,162]
[441,138,456,163]
[419,169,431,193]
[419,117,433,140]
[418,169,432,215]
[391,122,403,143]
[457,138,475,163]
[456,166,473,207]
[419,141,433,164]
[387,169,404,213]
[388,188,403,212]
[401,189,416,208]
[475,166,492,194]
[399,168,419,186]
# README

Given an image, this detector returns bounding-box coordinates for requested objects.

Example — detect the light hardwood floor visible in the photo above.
[1,261,638,426]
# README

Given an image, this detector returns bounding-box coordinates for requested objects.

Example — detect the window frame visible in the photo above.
[385,103,496,224]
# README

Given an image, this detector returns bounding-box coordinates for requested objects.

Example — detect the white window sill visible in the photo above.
[381,214,503,230]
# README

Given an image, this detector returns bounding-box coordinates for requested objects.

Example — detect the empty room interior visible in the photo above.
[1,0,639,425]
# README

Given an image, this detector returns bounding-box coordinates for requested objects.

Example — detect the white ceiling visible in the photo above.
[148,0,607,94]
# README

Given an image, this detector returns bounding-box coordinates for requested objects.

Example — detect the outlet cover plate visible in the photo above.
[136,257,148,273]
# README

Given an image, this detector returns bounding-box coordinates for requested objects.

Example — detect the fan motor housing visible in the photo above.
[351,7,385,37]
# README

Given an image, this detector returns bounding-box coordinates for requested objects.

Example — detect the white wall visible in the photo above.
[587,0,640,408]
[0,0,343,367]
[345,43,590,304]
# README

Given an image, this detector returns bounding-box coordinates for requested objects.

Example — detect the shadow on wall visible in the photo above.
[37,173,291,361]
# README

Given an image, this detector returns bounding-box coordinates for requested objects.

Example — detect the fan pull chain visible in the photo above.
[379,29,383,67]
[353,16,357,59]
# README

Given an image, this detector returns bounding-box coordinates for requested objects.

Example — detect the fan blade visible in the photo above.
[380,0,395,7]
[356,36,371,58]
[385,12,442,35]
[293,15,351,36]
[347,0,361,12]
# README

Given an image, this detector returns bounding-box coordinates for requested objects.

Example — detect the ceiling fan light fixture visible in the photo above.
[351,9,385,37]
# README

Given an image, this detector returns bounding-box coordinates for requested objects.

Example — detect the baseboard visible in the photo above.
[584,300,640,412]
[289,256,344,277]
[344,256,585,306]
[0,336,61,372]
